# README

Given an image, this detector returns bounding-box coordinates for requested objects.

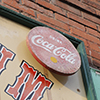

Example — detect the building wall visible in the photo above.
[0,0,100,69]
[0,15,87,100]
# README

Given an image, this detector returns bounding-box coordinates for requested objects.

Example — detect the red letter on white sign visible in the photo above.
[0,44,15,74]
[5,61,53,100]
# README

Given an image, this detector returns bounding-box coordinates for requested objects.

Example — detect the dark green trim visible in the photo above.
[0,5,97,100]
[90,68,100,100]
[77,42,97,100]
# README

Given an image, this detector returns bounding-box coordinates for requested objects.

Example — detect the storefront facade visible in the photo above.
[0,0,100,100]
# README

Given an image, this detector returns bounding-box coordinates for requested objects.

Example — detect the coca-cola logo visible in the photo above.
[31,35,76,64]
[27,26,81,75]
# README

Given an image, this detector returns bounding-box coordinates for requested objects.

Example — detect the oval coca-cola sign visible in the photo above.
[26,27,81,75]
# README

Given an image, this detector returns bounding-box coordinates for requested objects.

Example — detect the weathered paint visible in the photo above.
[90,68,100,100]
[0,16,87,100]
[26,27,81,75]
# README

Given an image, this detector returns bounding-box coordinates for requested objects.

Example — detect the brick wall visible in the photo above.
[0,0,100,69]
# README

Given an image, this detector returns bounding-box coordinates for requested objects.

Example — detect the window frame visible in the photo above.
[0,5,97,100]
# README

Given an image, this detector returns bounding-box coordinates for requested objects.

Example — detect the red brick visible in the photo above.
[83,12,100,25]
[88,41,100,52]
[96,9,100,16]
[67,12,97,30]
[80,38,89,47]
[54,27,71,35]
[22,0,54,17]
[87,28,100,38]
[82,0,100,10]
[37,13,69,31]
[88,55,100,68]
[64,0,97,14]
[83,4,100,16]
[83,4,96,15]
[93,58,100,67]
[3,0,20,9]
[3,0,35,17]
[55,13,85,31]
[20,7,35,17]
[36,18,72,37]
[70,27,100,44]
[52,0,81,16]
[0,3,19,13]
[64,0,100,16]
[83,3,97,15]
[36,19,56,29]
[70,27,86,36]
[45,0,50,2]
[91,50,100,60]
[86,47,100,60]
[70,33,89,47]
[96,0,100,2]
[87,35,100,45]
[64,0,84,7]
[22,0,41,10]
[90,0,99,3]
[35,0,66,15]
[25,8,35,17]
[37,19,70,34]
